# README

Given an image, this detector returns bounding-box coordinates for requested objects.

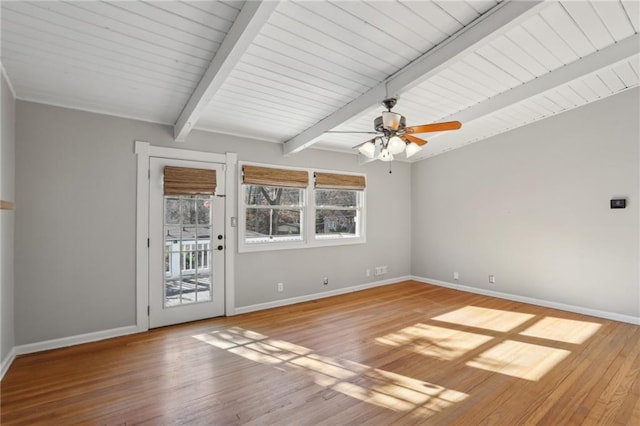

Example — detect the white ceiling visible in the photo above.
[2,1,639,161]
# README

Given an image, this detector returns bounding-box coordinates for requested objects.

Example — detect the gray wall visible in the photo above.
[152,132,412,308]
[15,100,412,345]
[412,88,640,318]
[13,87,638,348]
[1,71,16,364]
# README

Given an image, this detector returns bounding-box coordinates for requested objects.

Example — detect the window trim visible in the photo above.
[238,162,366,253]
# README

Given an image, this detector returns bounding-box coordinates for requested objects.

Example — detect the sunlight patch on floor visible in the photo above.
[433,306,535,332]
[466,340,571,381]
[194,327,468,416]
[375,323,493,360]
[520,316,602,344]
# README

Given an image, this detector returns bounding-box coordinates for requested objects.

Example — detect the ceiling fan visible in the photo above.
[327,98,462,161]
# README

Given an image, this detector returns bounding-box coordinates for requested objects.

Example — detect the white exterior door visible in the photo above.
[149,157,225,328]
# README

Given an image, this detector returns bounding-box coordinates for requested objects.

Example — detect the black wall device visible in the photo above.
[610,199,626,209]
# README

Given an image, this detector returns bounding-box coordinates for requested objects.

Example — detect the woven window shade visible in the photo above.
[315,172,366,190]
[164,166,216,195]
[242,165,308,188]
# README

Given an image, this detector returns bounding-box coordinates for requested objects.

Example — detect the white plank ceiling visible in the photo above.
[1,0,639,161]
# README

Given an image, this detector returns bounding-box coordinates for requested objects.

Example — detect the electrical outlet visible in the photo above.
[323,276,329,285]
[489,275,495,284]
[453,272,459,280]
[373,266,388,276]
[277,282,284,292]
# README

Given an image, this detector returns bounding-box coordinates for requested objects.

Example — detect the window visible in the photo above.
[239,164,366,252]
[314,172,365,241]
[240,165,308,249]
[315,189,362,239]
[244,185,304,243]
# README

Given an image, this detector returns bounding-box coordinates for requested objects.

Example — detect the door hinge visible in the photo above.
[147,306,150,316]
[148,169,150,179]
[147,238,150,248]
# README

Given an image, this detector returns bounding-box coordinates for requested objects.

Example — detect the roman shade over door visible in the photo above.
[164,166,217,195]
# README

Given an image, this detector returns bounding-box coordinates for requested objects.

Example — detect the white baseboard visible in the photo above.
[1,278,408,377]
[1,324,143,381]
[234,276,412,315]
[0,346,17,380]
[13,324,142,358]
[413,276,640,325]
[7,274,633,379]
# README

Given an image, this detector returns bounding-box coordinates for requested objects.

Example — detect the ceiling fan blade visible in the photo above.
[406,121,462,134]
[404,134,428,146]
[326,131,380,134]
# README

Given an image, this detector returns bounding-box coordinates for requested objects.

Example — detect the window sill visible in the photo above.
[238,236,366,253]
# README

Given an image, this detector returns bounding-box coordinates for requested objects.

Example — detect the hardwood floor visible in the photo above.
[2,281,639,425]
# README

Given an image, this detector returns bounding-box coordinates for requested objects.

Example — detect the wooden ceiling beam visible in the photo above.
[409,33,640,161]
[282,0,546,155]
[174,1,279,142]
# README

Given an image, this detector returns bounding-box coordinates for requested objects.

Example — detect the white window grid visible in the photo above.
[238,165,366,252]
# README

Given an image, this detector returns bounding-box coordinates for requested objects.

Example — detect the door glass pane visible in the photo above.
[181,198,197,225]
[165,198,181,224]
[196,197,211,224]
[164,195,213,307]
[196,269,211,302]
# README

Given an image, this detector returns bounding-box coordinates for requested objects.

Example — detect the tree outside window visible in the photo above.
[315,189,360,238]
[244,185,303,242]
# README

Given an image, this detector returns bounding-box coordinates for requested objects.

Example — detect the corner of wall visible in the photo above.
[0,347,16,380]
[1,63,17,379]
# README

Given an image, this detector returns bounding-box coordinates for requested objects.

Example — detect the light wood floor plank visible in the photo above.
[1,281,638,424]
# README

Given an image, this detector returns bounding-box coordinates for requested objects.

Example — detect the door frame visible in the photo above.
[134,141,237,332]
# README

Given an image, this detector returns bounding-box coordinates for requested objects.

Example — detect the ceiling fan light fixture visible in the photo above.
[346,98,461,164]
[379,148,394,162]
[358,140,376,158]
[405,142,422,158]
[387,135,405,155]
[382,111,402,131]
